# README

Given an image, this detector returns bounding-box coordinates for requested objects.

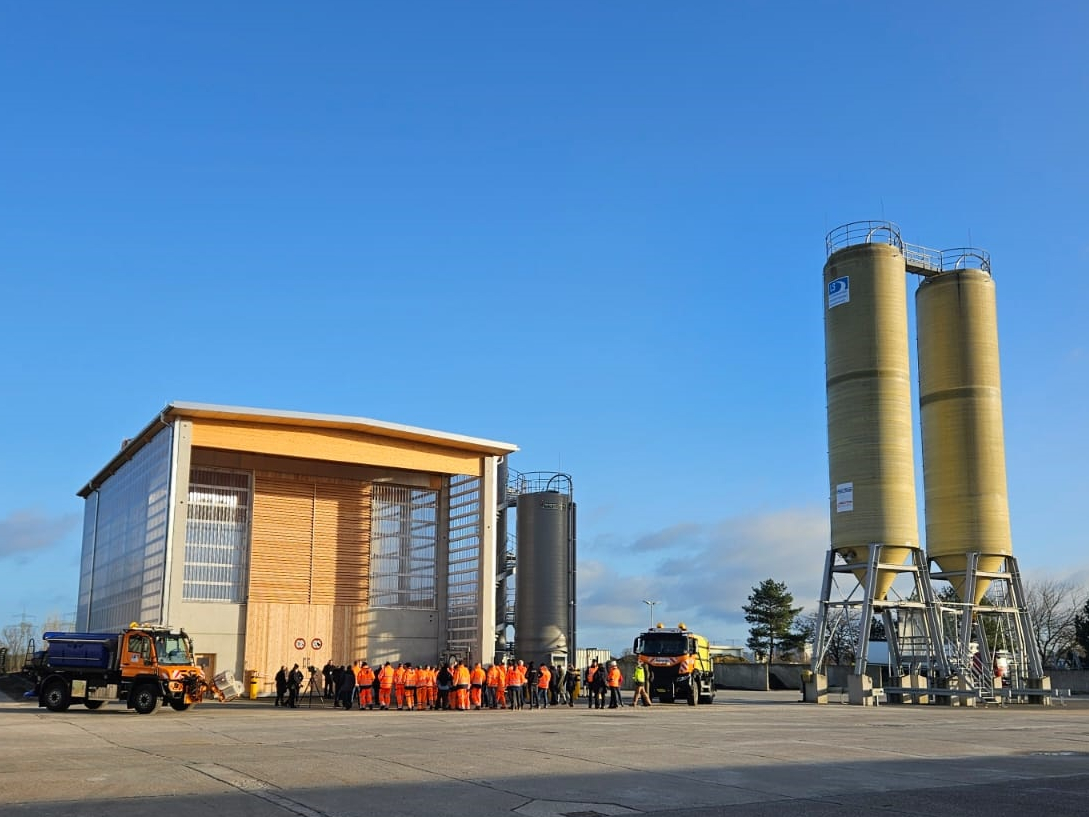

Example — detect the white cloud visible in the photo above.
[575,505,829,654]
[0,509,80,560]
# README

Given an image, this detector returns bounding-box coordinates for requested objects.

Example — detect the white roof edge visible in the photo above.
[166,401,520,453]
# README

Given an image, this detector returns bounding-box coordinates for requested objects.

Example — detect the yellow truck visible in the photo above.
[633,623,715,705]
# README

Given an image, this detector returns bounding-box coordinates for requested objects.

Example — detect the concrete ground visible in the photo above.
[1,689,1087,816]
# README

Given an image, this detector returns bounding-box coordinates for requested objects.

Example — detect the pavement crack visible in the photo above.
[190,762,331,817]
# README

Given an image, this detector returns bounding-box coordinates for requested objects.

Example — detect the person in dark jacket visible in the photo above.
[274,666,288,707]
[330,665,344,701]
[437,663,453,710]
[287,664,303,708]
[590,660,607,709]
[526,662,537,708]
[323,660,336,698]
[337,665,356,710]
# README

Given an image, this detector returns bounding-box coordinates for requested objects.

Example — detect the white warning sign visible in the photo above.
[836,482,854,512]
[827,276,850,308]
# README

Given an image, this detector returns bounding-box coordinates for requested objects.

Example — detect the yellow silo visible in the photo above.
[916,264,1012,604]
[824,227,920,599]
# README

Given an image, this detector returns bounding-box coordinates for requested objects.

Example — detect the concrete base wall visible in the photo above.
[714,664,1089,697]
[1045,670,1089,694]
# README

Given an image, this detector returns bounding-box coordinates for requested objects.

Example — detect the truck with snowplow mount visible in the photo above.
[23,624,224,714]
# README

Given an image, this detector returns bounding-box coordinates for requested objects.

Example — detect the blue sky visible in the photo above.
[2,2,1086,654]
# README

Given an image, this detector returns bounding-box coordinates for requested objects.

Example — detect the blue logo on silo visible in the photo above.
[827,276,849,308]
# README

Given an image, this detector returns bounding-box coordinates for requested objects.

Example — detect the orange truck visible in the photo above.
[24,625,223,714]
[633,623,716,705]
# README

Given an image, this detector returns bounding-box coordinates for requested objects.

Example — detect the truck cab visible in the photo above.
[633,623,715,705]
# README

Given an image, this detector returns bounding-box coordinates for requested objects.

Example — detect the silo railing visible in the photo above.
[905,244,992,276]
[825,220,904,257]
[939,247,991,274]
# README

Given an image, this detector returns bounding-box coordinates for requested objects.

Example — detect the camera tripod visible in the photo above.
[301,668,327,708]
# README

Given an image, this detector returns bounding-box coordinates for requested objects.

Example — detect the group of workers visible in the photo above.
[274,656,652,711]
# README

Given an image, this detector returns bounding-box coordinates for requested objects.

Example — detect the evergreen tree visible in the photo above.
[743,579,803,662]
[1074,598,1089,663]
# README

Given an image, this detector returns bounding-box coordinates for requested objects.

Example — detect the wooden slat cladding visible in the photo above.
[312,481,371,605]
[251,473,372,605]
[251,477,315,604]
[246,603,369,689]
[192,419,483,476]
[246,471,373,684]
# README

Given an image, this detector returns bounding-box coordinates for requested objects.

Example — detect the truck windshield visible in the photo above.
[154,634,194,666]
[636,634,687,657]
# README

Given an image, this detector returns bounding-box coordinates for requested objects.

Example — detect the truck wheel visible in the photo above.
[699,681,715,705]
[84,700,105,710]
[169,700,192,712]
[687,681,698,706]
[42,679,72,712]
[132,685,159,715]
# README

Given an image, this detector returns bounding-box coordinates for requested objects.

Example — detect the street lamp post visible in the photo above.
[643,599,659,628]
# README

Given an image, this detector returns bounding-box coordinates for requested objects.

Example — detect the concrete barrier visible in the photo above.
[714,663,768,691]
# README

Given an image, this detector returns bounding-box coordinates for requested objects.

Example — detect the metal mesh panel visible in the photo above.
[447,474,481,650]
[369,484,437,608]
[183,468,252,602]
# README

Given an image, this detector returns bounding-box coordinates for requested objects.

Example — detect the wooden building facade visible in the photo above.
[76,402,517,694]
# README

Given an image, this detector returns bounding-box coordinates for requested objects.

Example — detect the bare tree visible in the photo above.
[799,610,859,666]
[1023,578,1085,666]
[1,620,35,673]
[0,611,72,673]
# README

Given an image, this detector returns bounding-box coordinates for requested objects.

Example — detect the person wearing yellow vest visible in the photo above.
[606,661,623,709]
[631,662,652,708]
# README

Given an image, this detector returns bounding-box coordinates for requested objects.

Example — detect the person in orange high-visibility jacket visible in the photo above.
[507,661,526,710]
[393,663,407,710]
[427,665,439,709]
[535,663,551,709]
[469,663,486,710]
[356,662,375,710]
[495,662,508,709]
[377,662,394,710]
[606,661,623,709]
[484,663,501,709]
[452,660,471,710]
[402,663,417,711]
[423,665,436,710]
[414,665,428,710]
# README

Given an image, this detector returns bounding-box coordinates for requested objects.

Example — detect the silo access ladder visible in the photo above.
[943,630,998,706]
